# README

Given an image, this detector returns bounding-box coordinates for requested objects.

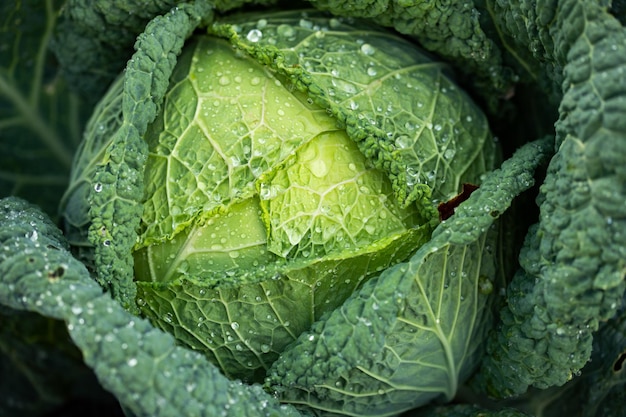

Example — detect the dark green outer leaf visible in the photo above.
[87,2,214,311]
[0,0,83,219]
[473,0,626,397]
[266,138,553,416]
[528,311,626,417]
[0,196,303,417]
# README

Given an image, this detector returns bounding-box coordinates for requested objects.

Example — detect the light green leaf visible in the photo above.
[259,129,425,259]
[130,25,435,381]
[210,10,495,207]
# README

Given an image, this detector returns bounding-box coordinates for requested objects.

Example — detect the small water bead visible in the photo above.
[276,24,296,39]
[360,43,375,55]
[94,182,103,192]
[444,149,456,159]
[127,358,138,367]
[246,29,263,43]
[395,135,412,149]
[329,18,342,28]
[367,67,377,77]
[218,75,231,86]
[299,19,313,29]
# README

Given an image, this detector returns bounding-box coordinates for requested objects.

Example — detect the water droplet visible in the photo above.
[443,149,456,159]
[277,24,295,38]
[250,76,261,86]
[94,183,103,192]
[367,67,377,77]
[329,18,341,28]
[246,29,263,43]
[299,19,313,29]
[164,313,173,323]
[218,75,231,86]
[260,344,271,353]
[127,358,138,367]
[360,43,375,55]
[231,321,240,330]
[395,135,412,149]
[309,159,328,177]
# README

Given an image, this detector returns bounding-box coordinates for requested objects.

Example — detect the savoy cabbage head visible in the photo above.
[0,1,625,417]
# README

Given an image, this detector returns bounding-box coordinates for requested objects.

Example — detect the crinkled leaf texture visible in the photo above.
[472,0,626,397]
[266,138,553,416]
[82,2,214,311]
[526,311,626,417]
[0,196,303,417]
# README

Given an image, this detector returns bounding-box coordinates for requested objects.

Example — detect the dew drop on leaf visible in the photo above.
[246,29,263,42]
[360,43,375,55]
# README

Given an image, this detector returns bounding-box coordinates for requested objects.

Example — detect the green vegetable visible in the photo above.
[1,1,624,416]
[65,11,494,382]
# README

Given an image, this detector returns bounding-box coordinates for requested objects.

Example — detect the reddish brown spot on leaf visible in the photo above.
[438,183,479,221]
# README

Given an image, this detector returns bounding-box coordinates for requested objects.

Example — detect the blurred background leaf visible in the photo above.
[0,0,87,220]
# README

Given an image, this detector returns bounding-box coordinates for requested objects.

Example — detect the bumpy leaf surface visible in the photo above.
[86,3,214,311]
[473,0,626,396]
